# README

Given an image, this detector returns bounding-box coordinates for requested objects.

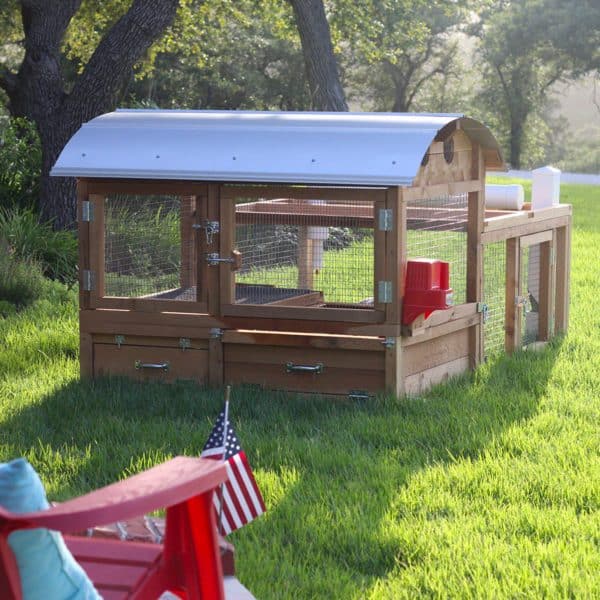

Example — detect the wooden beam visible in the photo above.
[482,215,570,245]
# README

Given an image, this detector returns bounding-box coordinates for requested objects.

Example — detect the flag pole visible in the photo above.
[217,385,231,536]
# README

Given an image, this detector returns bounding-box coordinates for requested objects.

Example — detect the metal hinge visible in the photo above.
[193,220,220,244]
[381,337,396,349]
[477,302,489,323]
[515,295,530,313]
[348,390,370,401]
[115,335,125,348]
[81,201,94,222]
[209,328,224,339]
[82,270,94,291]
[378,280,392,303]
[378,208,393,231]
[179,337,191,350]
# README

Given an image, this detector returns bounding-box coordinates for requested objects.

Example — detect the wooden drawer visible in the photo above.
[93,342,208,384]
[223,331,385,397]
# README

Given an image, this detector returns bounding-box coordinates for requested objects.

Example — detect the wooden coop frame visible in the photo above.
[53,110,571,398]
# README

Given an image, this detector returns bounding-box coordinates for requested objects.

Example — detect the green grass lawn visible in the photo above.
[1,181,599,598]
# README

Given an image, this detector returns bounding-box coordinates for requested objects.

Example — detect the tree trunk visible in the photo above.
[288,0,348,111]
[0,0,180,229]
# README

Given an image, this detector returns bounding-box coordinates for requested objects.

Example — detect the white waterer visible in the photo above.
[532,165,561,209]
[308,200,328,272]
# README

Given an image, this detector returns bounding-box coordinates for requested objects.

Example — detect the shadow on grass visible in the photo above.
[3,339,562,598]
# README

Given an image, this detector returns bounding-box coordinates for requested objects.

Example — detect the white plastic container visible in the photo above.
[532,166,561,209]
[485,184,524,210]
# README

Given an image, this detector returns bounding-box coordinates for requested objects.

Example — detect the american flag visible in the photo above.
[201,410,266,535]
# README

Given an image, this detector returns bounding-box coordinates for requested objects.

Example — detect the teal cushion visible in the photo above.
[0,458,101,600]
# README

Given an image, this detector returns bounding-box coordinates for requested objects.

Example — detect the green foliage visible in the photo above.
[0,117,41,211]
[0,208,77,285]
[559,126,600,174]
[334,0,473,112]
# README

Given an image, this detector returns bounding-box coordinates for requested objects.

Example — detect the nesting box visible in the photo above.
[52,111,572,397]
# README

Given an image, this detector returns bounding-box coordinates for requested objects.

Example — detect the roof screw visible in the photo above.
[311,158,316,163]
[81,153,86,157]
[155,154,160,158]
[392,160,396,165]
[232,156,237,160]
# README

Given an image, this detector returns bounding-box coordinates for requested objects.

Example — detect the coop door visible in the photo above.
[219,188,386,322]
[506,232,555,351]
[86,191,208,312]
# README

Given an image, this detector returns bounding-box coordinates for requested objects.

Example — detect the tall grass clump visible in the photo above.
[0,208,77,285]
[0,241,45,311]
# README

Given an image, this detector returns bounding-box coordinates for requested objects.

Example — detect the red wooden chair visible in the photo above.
[0,456,228,600]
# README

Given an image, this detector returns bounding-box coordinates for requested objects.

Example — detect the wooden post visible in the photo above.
[88,194,105,304]
[385,186,406,326]
[467,144,484,367]
[554,222,571,333]
[180,195,196,291]
[206,186,219,314]
[77,180,90,310]
[219,185,235,307]
[385,338,404,398]
[538,238,555,340]
[505,237,520,353]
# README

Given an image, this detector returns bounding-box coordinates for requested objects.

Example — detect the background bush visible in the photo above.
[0,117,41,212]
[0,208,77,286]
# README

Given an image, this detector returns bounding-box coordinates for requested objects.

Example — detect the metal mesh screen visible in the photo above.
[234,198,375,307]
[483,241,506,357]
[104,194,196,301]
[406,194,468,304]
[521,243,541,346]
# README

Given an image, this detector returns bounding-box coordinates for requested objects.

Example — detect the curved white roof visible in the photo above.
[51,110,505,186]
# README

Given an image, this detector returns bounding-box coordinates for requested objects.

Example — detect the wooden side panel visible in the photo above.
[403,328,470,376]
[93,344,208,384]
[404,357,470,397]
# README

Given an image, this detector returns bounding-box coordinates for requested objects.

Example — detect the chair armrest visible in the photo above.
[1,457,226,535]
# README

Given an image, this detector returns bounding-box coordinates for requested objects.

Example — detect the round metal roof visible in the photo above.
[51,109,505,185]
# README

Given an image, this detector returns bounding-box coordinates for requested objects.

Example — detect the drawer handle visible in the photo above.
[135,360,170,372]
[285,362,324,374]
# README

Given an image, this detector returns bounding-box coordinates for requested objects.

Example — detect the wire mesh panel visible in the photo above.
[521,243,542,346]
[233,198,375,307]
[483,241,507,357]
[406,193,468,304]
[104,194,197,301]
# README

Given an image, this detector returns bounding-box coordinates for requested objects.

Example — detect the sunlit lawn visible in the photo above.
[0,181,599,598]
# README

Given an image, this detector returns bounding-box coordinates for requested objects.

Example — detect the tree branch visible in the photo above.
[67,0,180,121]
